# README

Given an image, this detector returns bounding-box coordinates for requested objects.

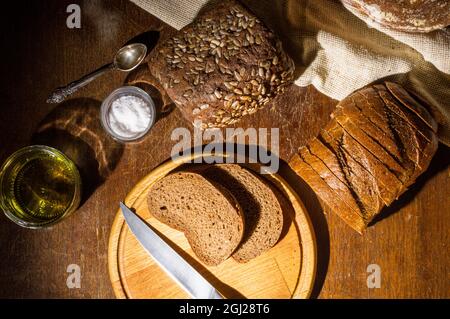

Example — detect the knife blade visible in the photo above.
[120,202,222,299]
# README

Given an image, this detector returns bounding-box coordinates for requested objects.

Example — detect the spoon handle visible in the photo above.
[47,63,115,104]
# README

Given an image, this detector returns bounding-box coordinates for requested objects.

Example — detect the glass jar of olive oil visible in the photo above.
[0,145,81,228]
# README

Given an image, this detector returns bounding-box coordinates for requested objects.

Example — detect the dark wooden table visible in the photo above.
[0,0,448,298]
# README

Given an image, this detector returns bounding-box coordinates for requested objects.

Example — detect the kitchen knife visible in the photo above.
[120,202,223,299]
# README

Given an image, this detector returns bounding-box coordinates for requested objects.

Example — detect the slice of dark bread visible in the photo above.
[200,164,284,263]
[147,171,244,266]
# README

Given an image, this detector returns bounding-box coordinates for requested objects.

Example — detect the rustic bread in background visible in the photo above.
[341,0,450,33]
[149,0,295,129]
[291,82,438,233]
[147,172,244,266]
[200,164,283,263]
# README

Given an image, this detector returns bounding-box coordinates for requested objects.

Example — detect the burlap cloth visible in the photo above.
[131,0,450,146]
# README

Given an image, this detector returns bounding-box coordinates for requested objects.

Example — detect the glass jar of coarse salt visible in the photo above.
[100,86,156,143]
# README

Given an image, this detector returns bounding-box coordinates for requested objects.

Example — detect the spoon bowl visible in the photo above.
[114,43,148,72]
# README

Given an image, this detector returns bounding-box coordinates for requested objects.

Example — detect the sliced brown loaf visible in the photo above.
[290,154,367,233]
[308,135,391,206]
[292,82,438,233]
[315,128,397,207]
[299,144,375,219]
[385,82,438,133]
[385,82,438,178]
[335,116,410,190]
[200,164,283,263]
[147,172,244,266]
[312,137,392,215]
[148,0,295,129]
[350,92,406,162]
[375,85,435,144]
[307,139,350,185]
[358,85,437,178]
[373,85,438,178]
[354,88,423,172]
[334,100,405,172]
[324,120,404,203]
[318,128,384,220]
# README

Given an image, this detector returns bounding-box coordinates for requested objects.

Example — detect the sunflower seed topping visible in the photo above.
[214,89,222,99]
[205,62,214,73]
[157,3,294,129]
[258,67,265,77]
[224,82,233,90]
[272,56,279,65]
[224,93,234,101]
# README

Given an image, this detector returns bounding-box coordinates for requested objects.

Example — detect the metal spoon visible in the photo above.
[47,43,147,104]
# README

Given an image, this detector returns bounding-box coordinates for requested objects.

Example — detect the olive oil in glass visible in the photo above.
[0,146,81,228]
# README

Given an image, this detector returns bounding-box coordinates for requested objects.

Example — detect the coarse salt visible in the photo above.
[108,95,152,138]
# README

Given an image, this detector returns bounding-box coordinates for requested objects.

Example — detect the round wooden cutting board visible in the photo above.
[108,153,316,299]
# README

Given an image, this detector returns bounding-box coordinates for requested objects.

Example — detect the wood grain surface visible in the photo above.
[0,0,448,298]
[108,154,316,299]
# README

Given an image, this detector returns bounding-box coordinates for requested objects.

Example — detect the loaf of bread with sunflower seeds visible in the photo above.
[148,0,295,129]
